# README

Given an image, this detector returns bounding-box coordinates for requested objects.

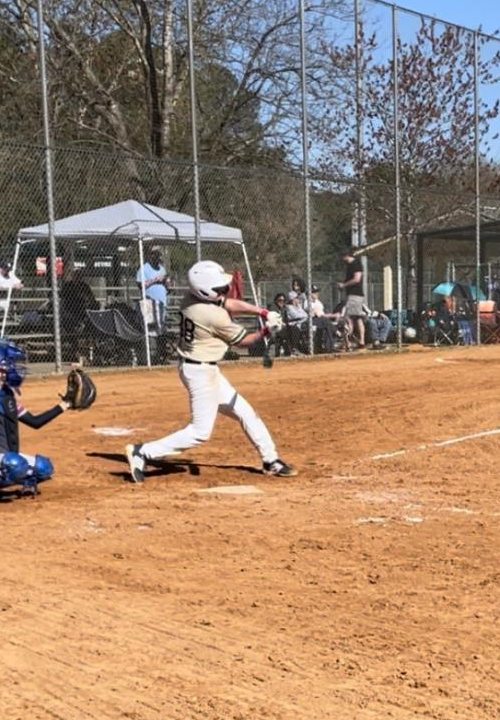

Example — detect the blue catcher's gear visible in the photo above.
[0,451,30,486]
[33,454,54,480]
[19,455,54,496]
[0,340,26,390]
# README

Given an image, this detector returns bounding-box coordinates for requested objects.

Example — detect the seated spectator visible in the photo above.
[60,268,99,336]
[308,285,336,352]
[0,262,23,313]
[291,276,307,307]
[364,306,393,348]
[272,293,291,356]
[434,298,459,342]
[286,291,308,355]
[286,291,307,326]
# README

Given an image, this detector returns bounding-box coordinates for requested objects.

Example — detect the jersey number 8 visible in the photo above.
[180,315,195,342]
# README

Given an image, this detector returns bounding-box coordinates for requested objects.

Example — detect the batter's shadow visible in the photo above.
[87,452,261,481]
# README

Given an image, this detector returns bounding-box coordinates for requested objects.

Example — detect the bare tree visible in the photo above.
[0,0,352,162]
[309,18,500,306]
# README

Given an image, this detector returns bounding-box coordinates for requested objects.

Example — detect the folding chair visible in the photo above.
[420,305,460,346]
[432,317,460,345]
[332,315,353,351]
[479,301,500,344]
[87,307,177,365]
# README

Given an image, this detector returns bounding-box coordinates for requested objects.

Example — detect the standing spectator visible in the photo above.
[136,246,170,331]
[0,262,23,313]
[60,268,99,336]
[337,247,366,349]
[136,246,170,308]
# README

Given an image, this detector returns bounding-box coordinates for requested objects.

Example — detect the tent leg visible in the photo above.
[241,242,259,306]
[138,238,152,368]
[1,240,21,338]
[241,241,271,359]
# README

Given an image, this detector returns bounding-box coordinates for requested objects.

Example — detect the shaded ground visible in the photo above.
[2,346,500,719]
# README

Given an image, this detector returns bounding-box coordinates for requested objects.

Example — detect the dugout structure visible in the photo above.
[416,219,500,314]
[3,199,259,367]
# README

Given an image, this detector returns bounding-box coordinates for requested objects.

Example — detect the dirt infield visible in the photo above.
[2,347,500,719]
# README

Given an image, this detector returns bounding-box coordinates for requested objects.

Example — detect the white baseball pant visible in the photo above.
[0,452,36,464]
[140,361,278,463]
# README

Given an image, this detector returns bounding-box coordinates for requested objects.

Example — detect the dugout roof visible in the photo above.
[417,218,500,243]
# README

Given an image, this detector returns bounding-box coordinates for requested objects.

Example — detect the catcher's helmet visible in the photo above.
[0,339,26,389]
[188,261,233,302]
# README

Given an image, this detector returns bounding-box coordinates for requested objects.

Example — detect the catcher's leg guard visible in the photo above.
[33,454,54,481]
[22,455,54,496]
[0,452,30,487]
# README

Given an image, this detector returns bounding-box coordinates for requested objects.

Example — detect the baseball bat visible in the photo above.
[262,336,273,369]
[257,316,273,369]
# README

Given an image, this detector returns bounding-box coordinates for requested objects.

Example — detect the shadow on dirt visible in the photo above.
[0,489,19,503]
[87,451,261,482]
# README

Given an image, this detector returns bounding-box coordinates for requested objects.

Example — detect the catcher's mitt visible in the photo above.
[61,368,97,410]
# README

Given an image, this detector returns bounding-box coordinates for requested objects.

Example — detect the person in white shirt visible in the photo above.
[136,247,169,306]
[308,285,336,352]
[0,263,23,313]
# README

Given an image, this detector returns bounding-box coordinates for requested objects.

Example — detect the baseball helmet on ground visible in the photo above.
[188,261,233,301]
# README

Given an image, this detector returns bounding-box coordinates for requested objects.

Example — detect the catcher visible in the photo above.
[0,340,96,496]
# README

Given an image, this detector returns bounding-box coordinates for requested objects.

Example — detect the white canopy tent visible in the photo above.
[4,200,259,367]
[17,199,244,243]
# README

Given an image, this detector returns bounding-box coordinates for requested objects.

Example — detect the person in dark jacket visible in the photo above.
[60,268,99,336]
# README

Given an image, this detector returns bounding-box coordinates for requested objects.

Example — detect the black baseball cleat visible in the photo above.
[263,459,297,477]
[125,444,146,483]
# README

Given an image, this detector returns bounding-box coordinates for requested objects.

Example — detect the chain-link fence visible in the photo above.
[1,0,500,368]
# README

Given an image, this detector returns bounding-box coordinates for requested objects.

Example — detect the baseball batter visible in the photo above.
[126,260,296,483]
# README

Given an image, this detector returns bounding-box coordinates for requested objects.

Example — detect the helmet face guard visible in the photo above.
[0,340,26,390]
[212,284,230,296]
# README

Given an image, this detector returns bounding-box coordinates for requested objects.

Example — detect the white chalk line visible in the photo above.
[371,427,500,461]
[92,426,145,436]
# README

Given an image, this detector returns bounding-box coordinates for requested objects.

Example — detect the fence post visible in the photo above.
[474,30,482,345]
[37,0,62,371]
[392,5,403,349]
[186,0,202,263]
[138,238,152,367]
[298,0,313,355]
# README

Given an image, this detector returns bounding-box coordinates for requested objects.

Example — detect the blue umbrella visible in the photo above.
[468,285,487,301]
[432,281,486,301]
[432,281,455,296]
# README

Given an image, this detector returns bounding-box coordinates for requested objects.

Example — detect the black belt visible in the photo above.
[181,358,217,366]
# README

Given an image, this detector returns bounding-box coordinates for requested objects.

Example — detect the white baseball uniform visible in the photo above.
[140,293,279,463]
